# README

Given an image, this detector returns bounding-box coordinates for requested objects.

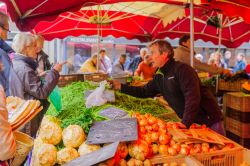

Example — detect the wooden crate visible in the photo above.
[151,155,203,166]
[57,74,84,87]
[83,73,108,82]
[226,131,250,149]
[225,117,250,138]
[224,92,250,111]
[218,79,247,91]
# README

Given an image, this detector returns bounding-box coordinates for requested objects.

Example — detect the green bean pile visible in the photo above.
[114,91,171,116]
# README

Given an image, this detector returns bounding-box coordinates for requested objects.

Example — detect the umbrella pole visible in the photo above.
[97,5,101,72]
[97,24,100,72]
[218,14,223,52]
[190,0,194,67]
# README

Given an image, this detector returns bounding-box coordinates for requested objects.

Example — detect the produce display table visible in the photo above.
[31,81,250,166]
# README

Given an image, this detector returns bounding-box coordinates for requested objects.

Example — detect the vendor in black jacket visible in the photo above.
[112,39,225,135]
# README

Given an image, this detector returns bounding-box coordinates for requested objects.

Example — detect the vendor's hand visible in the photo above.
[109,80,121,90]
[53,61,67,72]
[222,69,232,76]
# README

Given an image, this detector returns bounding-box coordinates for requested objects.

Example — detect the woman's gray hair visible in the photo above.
[12,33,36,54]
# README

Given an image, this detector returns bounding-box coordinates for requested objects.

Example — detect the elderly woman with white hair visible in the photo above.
[10,33,65,137]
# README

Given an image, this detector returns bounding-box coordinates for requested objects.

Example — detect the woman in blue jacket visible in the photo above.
[233,53,246,73]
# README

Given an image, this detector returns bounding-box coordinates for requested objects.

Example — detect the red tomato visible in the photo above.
[148,117,157,125]
[150,132,159,143]
[145,125,153,132]
[190,123,198,129]
[170,139,176,146]
[145,113,151,119]
[159,127,167,134]
[159,134,170,145]
[201,124,207,129]
[157,119,165,127]
[152,123,159,132]
[140,127,147,134]
[172,123,179,129]
[226,143,235,148]
[143,134,152,145]
[166,122,173,128]
[139,118,148,126]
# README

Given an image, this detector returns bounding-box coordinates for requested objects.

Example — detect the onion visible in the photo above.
[158,145,168,155]
[159,134,170,145]
[179,147,189,155]
[172,144,181,153]
[168,147,177,156]
[152,144,159,154]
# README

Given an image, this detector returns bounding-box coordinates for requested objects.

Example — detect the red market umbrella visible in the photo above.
[156,7,250,48]
[207,0,250,24]
[2,0,204,31]
[1,0,107,31]
[33,1,193,42]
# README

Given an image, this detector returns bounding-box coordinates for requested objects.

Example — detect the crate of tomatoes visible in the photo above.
[131,113,245,166]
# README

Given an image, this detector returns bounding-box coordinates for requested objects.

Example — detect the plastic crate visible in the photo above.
[224,92,250,111]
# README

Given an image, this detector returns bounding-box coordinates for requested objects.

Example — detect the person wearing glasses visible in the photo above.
[10,33,65,137]
[0,65,16,165]
[0,11,13,96]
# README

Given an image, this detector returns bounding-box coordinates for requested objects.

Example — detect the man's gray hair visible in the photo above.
[148,39,174,58]
[140,47,149,55]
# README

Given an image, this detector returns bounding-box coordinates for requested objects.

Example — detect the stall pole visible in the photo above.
[190,0,194,67]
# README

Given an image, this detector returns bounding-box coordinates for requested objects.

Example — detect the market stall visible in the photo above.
[24,81,250,166]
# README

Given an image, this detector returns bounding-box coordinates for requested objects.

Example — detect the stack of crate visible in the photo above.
[224,92,250,148]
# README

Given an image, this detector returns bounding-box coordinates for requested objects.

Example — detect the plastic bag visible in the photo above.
[85,81,107,108]
[49,86,62,112]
